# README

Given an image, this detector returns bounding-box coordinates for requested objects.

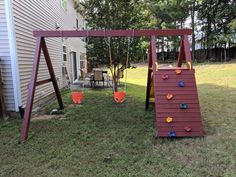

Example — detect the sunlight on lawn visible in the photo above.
[123,62,236,89]
[195,62,236,89]
[121,67,148,86]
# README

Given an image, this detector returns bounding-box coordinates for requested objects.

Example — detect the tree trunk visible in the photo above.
[206,15,211,60]
[191,1,196,61]
[161,37,165,62]
[224,42,227,62]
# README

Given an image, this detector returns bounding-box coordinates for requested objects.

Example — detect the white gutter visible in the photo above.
[5,0,22,111]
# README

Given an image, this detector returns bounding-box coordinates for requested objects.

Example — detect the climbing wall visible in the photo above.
[154,67,204,137]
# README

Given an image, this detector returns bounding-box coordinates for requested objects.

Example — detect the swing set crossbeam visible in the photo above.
[33,29,192,37]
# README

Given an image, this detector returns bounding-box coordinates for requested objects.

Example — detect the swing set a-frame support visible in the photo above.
[19,29,192,143]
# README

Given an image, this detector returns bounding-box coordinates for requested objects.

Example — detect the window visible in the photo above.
[63,45,67,61]
[80,53,86,69]
[61,0,67,11]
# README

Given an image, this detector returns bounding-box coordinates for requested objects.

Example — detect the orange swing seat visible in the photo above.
[71,92,84,104]
[114,91,126,103]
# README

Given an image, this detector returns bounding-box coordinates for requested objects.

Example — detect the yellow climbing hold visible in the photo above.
[187,61,192,70]
[155,62,158,71]
[166,117,173,123]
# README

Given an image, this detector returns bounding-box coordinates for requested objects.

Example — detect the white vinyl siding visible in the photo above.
[12,0,86,108]
[0,0,15,111]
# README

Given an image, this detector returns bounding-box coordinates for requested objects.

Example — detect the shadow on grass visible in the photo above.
[197,83,236,136]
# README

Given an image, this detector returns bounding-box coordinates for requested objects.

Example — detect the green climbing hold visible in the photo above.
[179,103,188,109]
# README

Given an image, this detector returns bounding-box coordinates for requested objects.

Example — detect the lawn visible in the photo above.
[1,62,236,177]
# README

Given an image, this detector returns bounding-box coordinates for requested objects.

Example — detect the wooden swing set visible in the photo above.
[19,29,192,143]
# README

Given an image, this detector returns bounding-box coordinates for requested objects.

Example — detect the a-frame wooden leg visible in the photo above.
[183,35,192,68]
[19,37,42,143]
[146,36,157,110]
[177,36,192,68]
[177,38,185,67]
[41,38,64,109]
[145,45,152,110]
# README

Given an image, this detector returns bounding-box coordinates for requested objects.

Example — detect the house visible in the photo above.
[0,0,86,115]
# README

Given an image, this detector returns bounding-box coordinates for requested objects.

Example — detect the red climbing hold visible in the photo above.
[184,126,192,132]
[162,74,169,80]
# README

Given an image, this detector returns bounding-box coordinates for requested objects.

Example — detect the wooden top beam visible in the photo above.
[33,29,192,37]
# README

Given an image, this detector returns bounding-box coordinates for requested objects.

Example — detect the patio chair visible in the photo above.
[93,70,104,87]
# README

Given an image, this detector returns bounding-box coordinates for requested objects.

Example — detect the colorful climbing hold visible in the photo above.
[168,131,176,138]
[155,62,159,71]
[166,117,173,123]
[179,103,188,109]
[166,94,173,100]
[162,74,169,80]
[178,81,185,87]
[187,61,192,70]
[184,126,192,132]
[175,69,182,75]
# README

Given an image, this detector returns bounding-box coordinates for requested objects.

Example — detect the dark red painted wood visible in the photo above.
[156,109,201,113]
[33,29,192,37]
[156,100,199,104]
[20,37,42,143]
[41,38,64,110]
[157,131,203,137]
[151,36,157,71]
[177,39,184,67]
[157,121,202,126]
[156,79,197,83]
[154,83,197,87]
[158,125,203,132]
[176,36,192,68]
[155,112,201,117]
[19,37,65,143]
[154,66,203,137]
[158,68,192,71]
[155,87,197,91]
[156,118,202,122]
[156,104,200,109]
[145,44,153,110]
[183,35,192,63]
[36,78,52,86]
[155,75,197,81]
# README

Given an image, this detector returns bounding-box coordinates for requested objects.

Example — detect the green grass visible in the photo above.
[1,62,236,177]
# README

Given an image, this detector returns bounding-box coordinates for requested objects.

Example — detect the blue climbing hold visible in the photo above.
[179,103,188,109]
[178,81,185,87]
[168,131,176,138]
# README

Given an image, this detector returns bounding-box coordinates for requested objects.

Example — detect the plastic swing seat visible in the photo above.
[114,91,126,103]
[71,92,84,104]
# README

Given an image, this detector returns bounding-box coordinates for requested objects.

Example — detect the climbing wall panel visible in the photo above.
[154,68,204,137]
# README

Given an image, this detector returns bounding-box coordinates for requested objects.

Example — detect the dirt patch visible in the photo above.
[31,114,56,121]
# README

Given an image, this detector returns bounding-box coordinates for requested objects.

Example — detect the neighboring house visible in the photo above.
[0,0,87,113]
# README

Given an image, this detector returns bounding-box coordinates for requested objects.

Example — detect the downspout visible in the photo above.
[5,0,22,112]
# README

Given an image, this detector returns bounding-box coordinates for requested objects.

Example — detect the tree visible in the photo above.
[146,0,191,61]
[74,0,145,91]
[198,0,236,61]
[190,0,196,61]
